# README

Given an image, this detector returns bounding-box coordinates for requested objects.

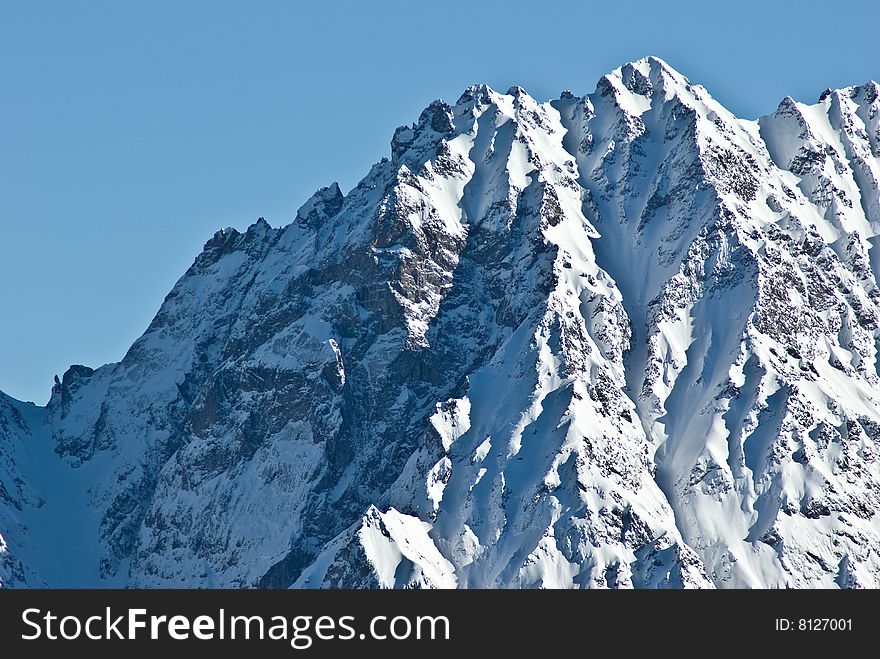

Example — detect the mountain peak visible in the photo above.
[4,60,880,590]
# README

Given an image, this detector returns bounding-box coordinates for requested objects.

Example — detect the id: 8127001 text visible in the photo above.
[775,618,852,631]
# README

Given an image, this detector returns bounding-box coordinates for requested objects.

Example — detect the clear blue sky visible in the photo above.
[2,0,878,404]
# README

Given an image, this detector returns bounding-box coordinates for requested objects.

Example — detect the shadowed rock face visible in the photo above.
[3,58,880,589]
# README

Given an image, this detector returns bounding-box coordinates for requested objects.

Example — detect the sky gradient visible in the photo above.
[2,0,878,403]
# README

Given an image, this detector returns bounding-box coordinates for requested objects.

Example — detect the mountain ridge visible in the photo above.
[3,56,880,588]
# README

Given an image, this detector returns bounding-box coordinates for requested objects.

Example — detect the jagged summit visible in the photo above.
[3,58,880,589]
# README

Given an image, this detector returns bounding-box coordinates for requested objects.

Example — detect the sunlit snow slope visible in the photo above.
[3,57,880,588]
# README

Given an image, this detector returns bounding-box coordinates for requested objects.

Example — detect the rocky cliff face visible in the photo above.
[3,57,880,588]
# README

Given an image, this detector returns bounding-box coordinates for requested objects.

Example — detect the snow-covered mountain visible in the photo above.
[3,57,880,588]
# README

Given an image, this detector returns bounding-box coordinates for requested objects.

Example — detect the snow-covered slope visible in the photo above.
[3,57,880,588]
